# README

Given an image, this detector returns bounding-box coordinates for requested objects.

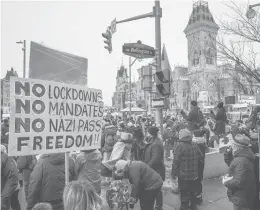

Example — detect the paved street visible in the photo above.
[100,178,232,210]
[18,178,231,210]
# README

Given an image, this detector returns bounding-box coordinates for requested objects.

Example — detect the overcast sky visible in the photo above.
[1,0,259,105]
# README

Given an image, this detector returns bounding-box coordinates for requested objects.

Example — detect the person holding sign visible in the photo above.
[27,153,75,210]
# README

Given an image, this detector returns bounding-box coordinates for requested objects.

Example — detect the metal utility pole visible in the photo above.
[129,57,137,117]
[107,0,163,130]
[129,56,132,116]
[16,40,26,78]
[154,1,163,134]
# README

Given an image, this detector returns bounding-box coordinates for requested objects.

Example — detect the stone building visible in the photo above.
[171,1,260,108]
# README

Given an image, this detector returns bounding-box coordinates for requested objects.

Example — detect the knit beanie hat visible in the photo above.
[147,126,159,137]
[179,129,191,140]
[233,134,250,147]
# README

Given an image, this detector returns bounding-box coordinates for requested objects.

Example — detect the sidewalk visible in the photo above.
[101,178,232,210]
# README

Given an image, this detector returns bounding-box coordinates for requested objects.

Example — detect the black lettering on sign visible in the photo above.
[16,99,30,114]
[89,120,95,132]
[98,106,104,117]
[15,81,30,96]
[66,88,72,100]
[32,84,45,97]
[83,134,93,147]
[93,105,98,117]
[33,136,43,150]
[65,119,72,132]
[48,85,53,99]
[60,87,65,99]
[49,102,58,115]
[50,119,58,132]
[58,120,65,132]
[95,120,101,132]
[79,90,83,101]
[32,119,45,132]
[88,104,94,117]
[46,136,53,149]
[72,88,78,100]
[54,86,60,99]
[97,92,102,102]
[93,133,100,145]
[75,104,82,116]
[78,119,84,132]
[17,137,29,151]
[55,136,63,149]
[59,102,65,116]
[65,135,74,148]
[32,100,45,114]
[75,135,82,147]
[15,118,30,133]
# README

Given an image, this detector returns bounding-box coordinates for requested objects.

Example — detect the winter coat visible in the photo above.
[224,147,256,209]
[1,152,19,209]
[143,137,165,180]
[183,106,204,131]
[212,107,226,135]
[126,161,163,199]
[17,155,37,181]
[75,150,102,194]
[171,136,201,180]
[27,153,75,210]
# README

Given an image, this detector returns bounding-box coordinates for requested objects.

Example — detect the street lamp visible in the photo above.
[16,40,26,78]
[246,3,260,19]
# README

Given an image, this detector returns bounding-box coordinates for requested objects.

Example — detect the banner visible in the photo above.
[29,41,88,85]
[8,77,103,156]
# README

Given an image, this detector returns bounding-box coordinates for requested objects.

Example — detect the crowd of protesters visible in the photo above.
[1,100,260,210]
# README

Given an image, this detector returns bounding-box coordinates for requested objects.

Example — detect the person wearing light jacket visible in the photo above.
[75,149,102,195]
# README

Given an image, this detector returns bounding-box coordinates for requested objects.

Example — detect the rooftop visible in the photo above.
[184,0,219,34]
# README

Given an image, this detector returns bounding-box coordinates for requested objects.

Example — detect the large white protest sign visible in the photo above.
[8,77,103,156]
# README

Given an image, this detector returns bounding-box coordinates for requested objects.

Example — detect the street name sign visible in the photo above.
[152,98,165,108]
[122,42,155,59]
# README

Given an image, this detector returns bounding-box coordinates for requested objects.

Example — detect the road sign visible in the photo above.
[122,42,155,59]
[152,98,165,108]
[111,18,116,34]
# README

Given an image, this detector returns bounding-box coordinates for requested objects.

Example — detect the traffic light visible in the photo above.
[155,69,171,96]
[102,28,112,53]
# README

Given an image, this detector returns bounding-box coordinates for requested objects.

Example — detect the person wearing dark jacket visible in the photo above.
[171,129,201,210]
[143,126,165,210]
[210,102,227,136]
[223,134,256,210]
[75,149,102,195]
[181,101,205,132]
[1,145,19,210]
[17,155,37,200]
[27,153,75,210]
[114,160,163,210]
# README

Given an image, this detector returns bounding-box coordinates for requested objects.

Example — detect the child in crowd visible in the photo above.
[106,168,130,210]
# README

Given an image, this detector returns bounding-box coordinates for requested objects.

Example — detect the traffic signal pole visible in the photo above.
[114,0,163,133]
[154,1,163,135]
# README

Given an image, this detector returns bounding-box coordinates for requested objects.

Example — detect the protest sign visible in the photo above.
[8,77,103,156]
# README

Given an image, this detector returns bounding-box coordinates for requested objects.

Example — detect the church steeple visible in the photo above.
[184,1,219,71]
[184,1,219,35]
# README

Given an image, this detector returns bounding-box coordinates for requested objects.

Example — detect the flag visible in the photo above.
[161,44,171,71]
[29,41,88,86]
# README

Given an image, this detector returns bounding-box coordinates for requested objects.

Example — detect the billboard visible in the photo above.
[8,77,103,156]
[29,41,88,86]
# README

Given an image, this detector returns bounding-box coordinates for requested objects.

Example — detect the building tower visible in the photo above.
[184,1,219,105]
